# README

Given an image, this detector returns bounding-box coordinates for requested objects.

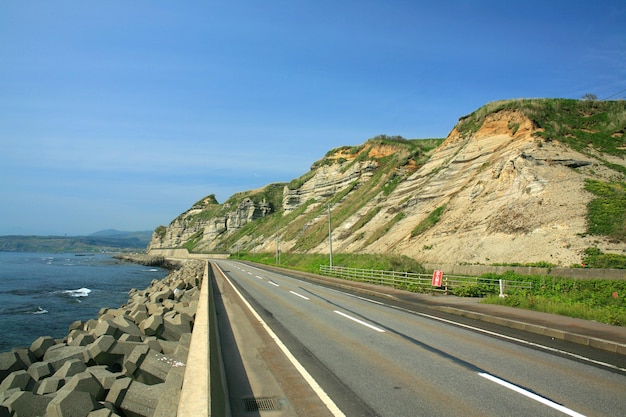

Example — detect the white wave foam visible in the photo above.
[32,306,48,314]
[63,288,92,297]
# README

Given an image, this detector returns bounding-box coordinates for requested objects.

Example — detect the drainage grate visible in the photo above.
[243,397,281,412]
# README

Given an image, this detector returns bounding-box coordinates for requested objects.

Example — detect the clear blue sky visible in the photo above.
[1,1,624,235]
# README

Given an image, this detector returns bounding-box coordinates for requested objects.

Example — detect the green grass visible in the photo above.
[338,206,382,240]
[411,205,446,237]
[456,99,626,168]
[584,179,626,242]
[182,230,204,251]
[364,212,405,246]
[580,247,626,269]
[481,271,626,325]
[154,225,167,240]
[236,252,426,274]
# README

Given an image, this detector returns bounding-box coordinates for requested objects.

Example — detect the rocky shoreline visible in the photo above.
[0,256,204,417]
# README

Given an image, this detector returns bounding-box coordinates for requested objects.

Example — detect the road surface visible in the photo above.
[213,260,626,417]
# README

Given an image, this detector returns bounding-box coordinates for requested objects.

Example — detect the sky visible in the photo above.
[1,1,625,236]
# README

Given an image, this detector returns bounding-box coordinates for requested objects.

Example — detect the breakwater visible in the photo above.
[0,257,204,417]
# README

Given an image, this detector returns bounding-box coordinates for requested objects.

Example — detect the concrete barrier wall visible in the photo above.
[423,263,625,280]
[177,261,228,417]
[148,248,230,260]
[177,261,211,416]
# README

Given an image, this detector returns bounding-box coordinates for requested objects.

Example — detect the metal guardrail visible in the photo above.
[319,265,532,295]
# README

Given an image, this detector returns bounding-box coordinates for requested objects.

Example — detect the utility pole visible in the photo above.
[328,203,333,269]
[275,224,280,265]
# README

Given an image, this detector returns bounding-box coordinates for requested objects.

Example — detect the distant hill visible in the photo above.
[0,230,152,253]
[89,229,153,241]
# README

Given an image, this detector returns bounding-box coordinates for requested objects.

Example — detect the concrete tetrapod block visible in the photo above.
[84,319,99,333]
[153,364,186,417]
[27,360,53,381]
[139,315,164,338]
[12,348,36,369]
[68,330,96,347]
[111,316,142,337]
[0,388,20,404]
[46,389,100,417]
[87,408,117,417]
[29,335,57,360]
[110,340,145,361]
[122,345,150,379]
[127,303,149,325]
[104,377,131,408]
[3,390,52,417]
[0,370,35,392]
[59,371,105,401]
[161,312,193,342]
[54,358,87,379]
[126,347,182,386]
[146,303,167,316]
[173,336,191,363]
[174,302,197,318]
[157,339,180,356]
[149,288,173,304]
[162,299,176,311]
[0,351,26,382]
[118,333,143,343]
[85,335,122,368]
[36,376,65,395]
[92,319,122,339]
[87,366,122,391]
[44,345,88,372]
[106,377,165,417]
[69,320,85,332]
[142,337,163,353]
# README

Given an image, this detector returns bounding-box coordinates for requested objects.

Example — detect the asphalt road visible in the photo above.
[214,260,626,417]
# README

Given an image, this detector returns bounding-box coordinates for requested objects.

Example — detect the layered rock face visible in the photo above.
[332,110,608,265]
[147,100,626,266]
[283,159,379,211]
[0,260,204,417]
[148,197,273,252]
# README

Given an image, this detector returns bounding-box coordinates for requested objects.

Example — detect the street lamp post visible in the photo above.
[328,204,333,269]
[275,224,280,265]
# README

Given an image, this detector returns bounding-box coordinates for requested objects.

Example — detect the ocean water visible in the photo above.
[0,252,168,352]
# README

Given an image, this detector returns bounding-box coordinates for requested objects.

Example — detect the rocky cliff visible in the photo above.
[149,99,626,266]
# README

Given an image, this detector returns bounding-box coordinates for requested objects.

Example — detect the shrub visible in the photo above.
[453,284,496,297]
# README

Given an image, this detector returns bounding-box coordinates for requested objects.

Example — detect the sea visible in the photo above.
[0,251,169,352]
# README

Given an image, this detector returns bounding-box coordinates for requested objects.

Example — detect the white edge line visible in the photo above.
[289,291,310,300]
[334,310,385,333]
[326,287,385,305]
[415,310,626,373]
[479,373,587,417]
[215,264,347,417]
